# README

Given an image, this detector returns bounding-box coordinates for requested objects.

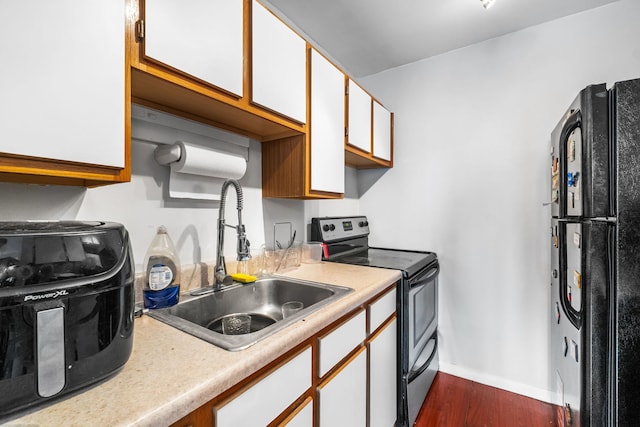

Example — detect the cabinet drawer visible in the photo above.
[318,310,366,377]
[215,347,311,427]
[369,287,397,333]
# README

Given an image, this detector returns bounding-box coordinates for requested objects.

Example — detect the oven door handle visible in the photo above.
[408,333,437,383]
[410,262,440,288]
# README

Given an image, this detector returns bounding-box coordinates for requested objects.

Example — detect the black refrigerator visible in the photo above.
[549,78,640,426]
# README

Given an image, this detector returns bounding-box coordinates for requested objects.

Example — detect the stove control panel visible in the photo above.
[311,216,369,243]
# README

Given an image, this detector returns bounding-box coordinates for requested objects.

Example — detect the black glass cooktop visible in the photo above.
[330,247,437,278]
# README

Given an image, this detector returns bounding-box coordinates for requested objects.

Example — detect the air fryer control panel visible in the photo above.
[311,216,370,243]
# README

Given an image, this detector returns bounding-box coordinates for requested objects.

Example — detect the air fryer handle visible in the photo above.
[35,302,66,398]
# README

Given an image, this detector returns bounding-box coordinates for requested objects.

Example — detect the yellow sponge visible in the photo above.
[230,273,257,283]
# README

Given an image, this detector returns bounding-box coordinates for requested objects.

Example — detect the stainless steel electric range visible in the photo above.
[311,216,439,426]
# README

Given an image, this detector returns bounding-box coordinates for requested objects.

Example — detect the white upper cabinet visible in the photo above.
[373,100,392,162]
[347,80,372,153]
[0,0,124,168]
[310,49,345,194]
[252,0,306,123]
[144,0,243,96]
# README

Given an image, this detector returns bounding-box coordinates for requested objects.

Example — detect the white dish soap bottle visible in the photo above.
[143,225,180,309]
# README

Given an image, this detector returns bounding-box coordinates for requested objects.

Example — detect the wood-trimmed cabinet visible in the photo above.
[215,347,312,427]
[345,79,394,169]
[368,288,398,427]
[261,48,345,199]
[130,0,391,199]
[373,101,393,162]
[129,0,305,141]
[309,49,346,195]
[251,0,307,124]
[142,0,244,97]
[346,80,372,154]
[0,0,130,187]
[0,0,392,189]
[170,283,399,427]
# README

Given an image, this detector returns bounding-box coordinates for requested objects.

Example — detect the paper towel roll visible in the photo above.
[153,141,247,200]
[168,141,246,179]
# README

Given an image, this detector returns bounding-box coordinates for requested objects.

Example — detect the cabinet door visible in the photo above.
[369,287,396,334]
[310,49,345,194]
[0,0,124,168]
[373,100,392,162]
[318,310,366,377]
[369,318,398,427]
[318,348,367,427]
[252,0,306,123]
[347,80,372,153]
[215,347,311,427]
[144,0,243,96]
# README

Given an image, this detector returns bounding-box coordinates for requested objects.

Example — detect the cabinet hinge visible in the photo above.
[135,19,145,42]
[345,85,349,96]
[345,127,349,137]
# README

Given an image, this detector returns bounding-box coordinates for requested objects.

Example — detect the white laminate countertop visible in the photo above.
[6,262,401,427]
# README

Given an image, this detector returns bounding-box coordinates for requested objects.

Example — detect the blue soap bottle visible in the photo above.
[143,225,181,309]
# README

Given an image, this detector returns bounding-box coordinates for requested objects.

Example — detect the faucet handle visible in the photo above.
[215,273,233,287]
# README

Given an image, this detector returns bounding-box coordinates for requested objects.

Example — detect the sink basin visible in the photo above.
[146,277,353,351]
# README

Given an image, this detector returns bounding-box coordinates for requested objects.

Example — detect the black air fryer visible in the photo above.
[0,221,135,419]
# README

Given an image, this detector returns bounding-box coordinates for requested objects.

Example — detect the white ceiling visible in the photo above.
[261,0,619,77]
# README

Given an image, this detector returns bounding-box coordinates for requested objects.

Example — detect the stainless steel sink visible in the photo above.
[146,277,352,351]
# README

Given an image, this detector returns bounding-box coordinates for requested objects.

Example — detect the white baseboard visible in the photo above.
[438,362,561,405]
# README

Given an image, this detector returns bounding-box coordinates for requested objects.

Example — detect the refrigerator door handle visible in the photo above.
[559,273,581,329]
[559,221,581,329]
[559,109,582,218]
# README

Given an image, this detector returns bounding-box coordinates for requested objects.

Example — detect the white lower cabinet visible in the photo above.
[172,284,399,427]
[318,310,366,377]
[369,317,398,427]
[215,347,311,427]
[318,347,367,427]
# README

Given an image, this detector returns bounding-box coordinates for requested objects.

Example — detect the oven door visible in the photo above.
[408,261,439,371]
[400,260,439,426]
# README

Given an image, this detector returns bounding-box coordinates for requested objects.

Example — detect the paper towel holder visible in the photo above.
[154,143,182,166]
[153,141,248,177]
[153,141,248,201]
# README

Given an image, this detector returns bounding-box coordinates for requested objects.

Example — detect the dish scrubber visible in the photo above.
[230,273,257,283]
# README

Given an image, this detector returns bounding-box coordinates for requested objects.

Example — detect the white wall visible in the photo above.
[350,0,640,402]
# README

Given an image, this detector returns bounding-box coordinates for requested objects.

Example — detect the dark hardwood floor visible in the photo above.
[414,372,557,427]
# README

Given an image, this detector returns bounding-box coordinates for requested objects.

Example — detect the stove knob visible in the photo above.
[329,224,336,231]
[322,224,330,232]
[359,221,368,227]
